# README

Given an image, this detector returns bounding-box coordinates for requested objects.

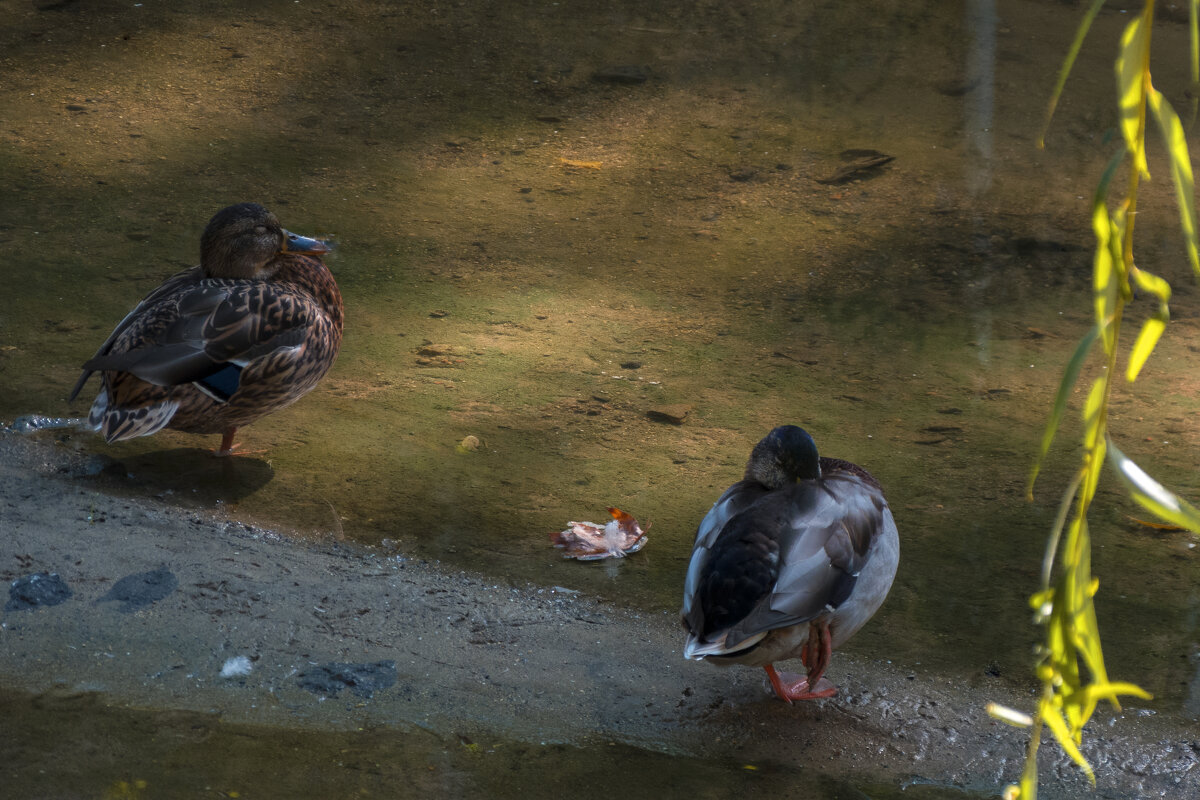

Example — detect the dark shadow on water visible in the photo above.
[79,447,275,509]
[0,687,985,800]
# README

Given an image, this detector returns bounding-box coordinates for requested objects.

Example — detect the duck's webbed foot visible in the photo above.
[764,664,837,703]
[212,427,263,457]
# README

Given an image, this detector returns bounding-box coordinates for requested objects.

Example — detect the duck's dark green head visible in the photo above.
[744,425,821,488]
[201,202,330,279]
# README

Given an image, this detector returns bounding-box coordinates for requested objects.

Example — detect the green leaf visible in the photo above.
[1106,437,1200,534]
[1039,470,1085,591]
[1147,86,1200,277]
[1116,13,1151,178]
[1193,0,1200,83]
[1038,0,1107,148]
[1028,330,1098,497]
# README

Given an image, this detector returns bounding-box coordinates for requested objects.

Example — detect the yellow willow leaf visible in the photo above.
[1092,211,1118,352]
[1075,681,1153,708]
[1019,752,1040,800]
[1131,264,1172,301]
[1126,314,1167,381]
[1081,438,1105,522]
[1042,704,1096,783]
[559,157,603,169]
[1071,608,1113,713]
[1030,588,1055,611]
[1081,377,1106,452]
[1028,328,1098,497]
[1147,86,1200,277]
[1089,150,1125,350]
[1110,208,1132,302]
[1107,438,1200,534]
[1116,14,1150,178]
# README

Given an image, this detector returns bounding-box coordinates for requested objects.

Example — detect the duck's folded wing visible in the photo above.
[80,282,309,392]
[683,482,763,604]
[68,266,202,401]
[717,481,886,650]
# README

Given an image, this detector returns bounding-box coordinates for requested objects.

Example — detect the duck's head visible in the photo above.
[744,425,821,488]
[200,202,331,279]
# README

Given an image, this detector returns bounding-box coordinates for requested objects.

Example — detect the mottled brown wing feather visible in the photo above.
[82,282,311,390]
[68,266,203,401]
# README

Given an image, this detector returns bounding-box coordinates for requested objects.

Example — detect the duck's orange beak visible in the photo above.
[279,229,332,255]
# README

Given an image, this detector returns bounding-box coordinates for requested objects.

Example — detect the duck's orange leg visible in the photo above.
[214,426,266,457]
[214,426,268,457]
[764,621,837,703]
[801,620,833,687]
[212,427,239,457]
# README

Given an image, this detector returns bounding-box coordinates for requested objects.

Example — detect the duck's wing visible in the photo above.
[686,474,888,654]
[78,280,313,400]
[682,480,766,623]
[68,266,202,402]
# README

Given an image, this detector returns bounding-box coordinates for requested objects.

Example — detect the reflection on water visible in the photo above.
[1,0,1198,751]
[0,688,983,800]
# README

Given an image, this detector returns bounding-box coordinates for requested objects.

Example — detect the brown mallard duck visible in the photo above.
[682,425,899,703]
[68,202,343,456]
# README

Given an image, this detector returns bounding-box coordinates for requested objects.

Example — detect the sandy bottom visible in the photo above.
[1,433,1195,800]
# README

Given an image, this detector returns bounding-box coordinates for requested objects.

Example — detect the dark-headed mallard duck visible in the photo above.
[682,425,899,703]
[68,202,343,456]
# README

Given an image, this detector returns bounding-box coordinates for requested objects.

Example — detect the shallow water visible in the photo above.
[2,0,1199,778]
[0,688,983,800]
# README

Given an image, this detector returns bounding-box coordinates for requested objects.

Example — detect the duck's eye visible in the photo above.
[254,225,268,235]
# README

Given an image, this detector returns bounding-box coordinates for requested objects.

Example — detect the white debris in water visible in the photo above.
[220,656,253,678]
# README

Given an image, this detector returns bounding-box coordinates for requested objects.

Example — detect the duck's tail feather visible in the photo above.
[89,393,179,443]
[67,370,94,403]
[683,630,766,661]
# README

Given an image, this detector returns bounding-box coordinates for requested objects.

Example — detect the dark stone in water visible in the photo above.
[592,65,649,84]
[97,568,178,613]
[816,152,894,185]
[297,660,397,699]
[7,572,73,611]
[646,404,691,425]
